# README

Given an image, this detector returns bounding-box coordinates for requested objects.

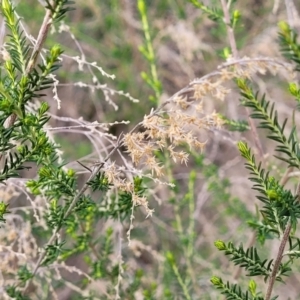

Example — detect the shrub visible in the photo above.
[1,0,300,299]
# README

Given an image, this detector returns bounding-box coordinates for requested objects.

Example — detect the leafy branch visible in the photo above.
[237,79,300,169]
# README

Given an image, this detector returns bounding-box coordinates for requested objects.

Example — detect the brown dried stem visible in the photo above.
[264,222,291,300]
[220,0,238,58]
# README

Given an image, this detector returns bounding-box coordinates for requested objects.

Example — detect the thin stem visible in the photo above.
[246,114,265,158]
[170,260,192,300]
[219,0,268,160]
[25,8,52,74]
[137,0,161,104]
[220,0,238,58]
[218,3,268,288]
[220,0,265,159]
[280,167,294,187]
[284,0,296,29]
[185,172,199,290]
[296,182,300,201]
[187,172,196,258]
[264,222,291,300]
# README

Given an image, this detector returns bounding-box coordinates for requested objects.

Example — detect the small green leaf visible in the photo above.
[166,251,175,264]
[210,276,222,286]
[214,240,226,250]
[248,279,257,296]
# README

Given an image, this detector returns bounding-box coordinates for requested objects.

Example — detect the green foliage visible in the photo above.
[0,201,9,223]
[288,82,300,110]
[166,251,192,300]
[189,2,300,300]
[187,0,223,22]
[220,114,249,132]
[279,22,300,109]
[0,0,149,297]
[17,265,33,285]
[238,141,300,231]
[278,21,300,71]
[237,80,300,169]
[210,276,267,300]
[44,0,75,23]
[1,0,300,299]
[87,172,112,192]
[6,286,31,300]
[42,239,67,266]
[214,240,291,282]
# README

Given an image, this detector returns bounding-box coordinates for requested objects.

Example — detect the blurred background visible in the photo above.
[2,0,300,299]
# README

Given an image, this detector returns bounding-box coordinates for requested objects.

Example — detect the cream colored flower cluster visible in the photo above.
[124,59,271,177]
[118,57,295,218]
